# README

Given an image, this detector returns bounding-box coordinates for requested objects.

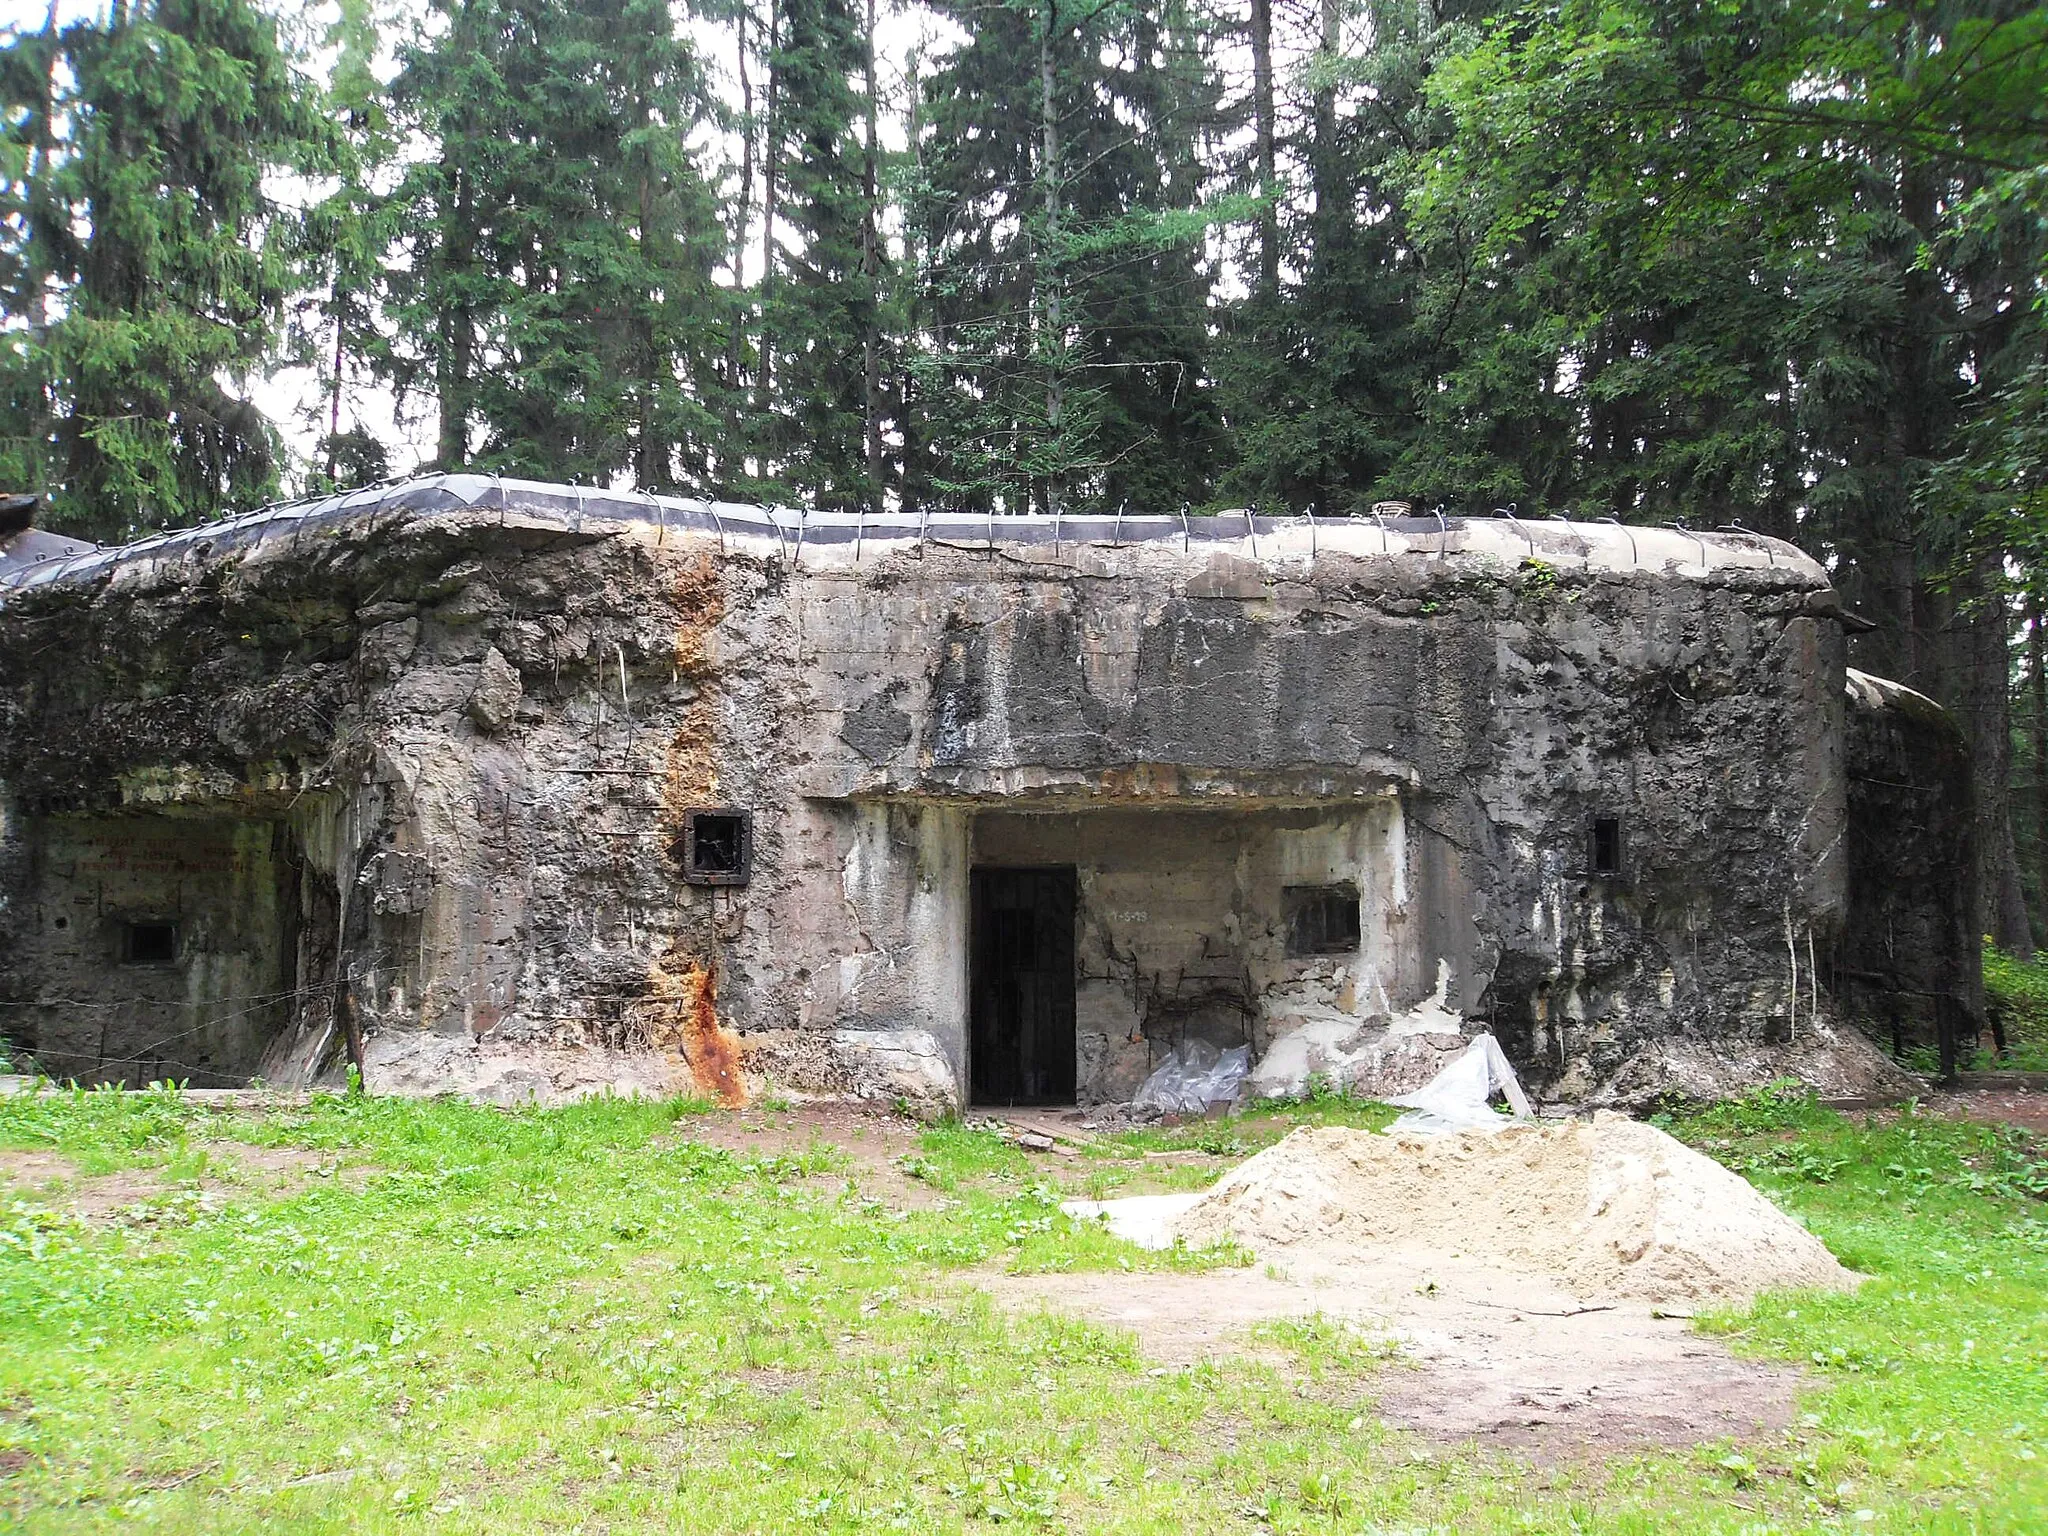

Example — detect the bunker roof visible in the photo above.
[0,473,1825,597]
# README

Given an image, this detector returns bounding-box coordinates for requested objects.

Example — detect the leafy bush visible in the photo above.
[1981,941,2048,1069]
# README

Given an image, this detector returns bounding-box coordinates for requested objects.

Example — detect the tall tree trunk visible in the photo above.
[861,0,884,511]
[1038,0,1063,518]
[1249,0,1277,302]
[1959,580,2035,958]
[731,1,754,409]
[24,0,62,491]
[898,47,925,516]
[637,147,660,491]
[325,313,344,482]
[2032,588,2048,938]
[756,0,781,425]
[1311,0,1342,278]
[435,165,474,471]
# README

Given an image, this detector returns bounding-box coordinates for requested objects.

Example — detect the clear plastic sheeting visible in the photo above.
[1384,1033,1535,1134]
[1132,1041,1251,1117]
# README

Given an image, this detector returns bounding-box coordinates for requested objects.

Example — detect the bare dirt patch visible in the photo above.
[652,1107,1813,1456]
[0,1143,366,1218]
[1926,1086,2048,1135]
[982,1251,1803,1456]
[664,1103,945,1209]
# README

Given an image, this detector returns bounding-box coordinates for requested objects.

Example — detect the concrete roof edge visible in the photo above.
[0,473,1828,595]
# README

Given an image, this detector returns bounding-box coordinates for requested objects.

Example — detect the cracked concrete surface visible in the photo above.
[0,477,1931,1106]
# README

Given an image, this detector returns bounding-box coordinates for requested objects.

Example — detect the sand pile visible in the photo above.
[1170,1114,1857,1304]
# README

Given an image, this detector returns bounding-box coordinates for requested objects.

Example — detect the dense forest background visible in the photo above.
[1,0,2045,945]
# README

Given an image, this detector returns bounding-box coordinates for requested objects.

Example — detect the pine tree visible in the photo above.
[753,0,881,510]
[0,0,319,540]
[1408,0,2048,951]
[388,0,728,489]
[298,0,397,491]
[913,0,1230,516]
[1216,0,1505,516]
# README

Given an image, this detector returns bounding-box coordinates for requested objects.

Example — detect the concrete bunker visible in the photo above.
[0,475,1967,1109]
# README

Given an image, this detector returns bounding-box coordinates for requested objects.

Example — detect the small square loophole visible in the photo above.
[676,810,752,886]
[1284,885,1362,957]
[124,922,177,965]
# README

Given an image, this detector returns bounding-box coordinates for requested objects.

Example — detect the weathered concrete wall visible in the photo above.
[0,813,298,1086]
[0,477,1915,1106]
[1838,669,1982,1060]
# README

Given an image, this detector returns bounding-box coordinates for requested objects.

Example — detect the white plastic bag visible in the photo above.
[1133,1042,1251,1115]
[1384,1033,1533,1134]
[1194,1044,1251,1105]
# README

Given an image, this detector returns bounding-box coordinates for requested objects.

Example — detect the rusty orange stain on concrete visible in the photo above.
[664,551,724,807]
[678,960,746,1107]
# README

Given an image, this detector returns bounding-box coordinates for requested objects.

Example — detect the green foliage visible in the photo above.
[386,0,728,489]
[1981,941,2048,1070]
[0,0,321,540]
[912,0,1228,516]
[747,0,880,511]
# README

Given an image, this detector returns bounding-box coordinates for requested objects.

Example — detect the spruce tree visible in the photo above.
[297,0,397,491]
[0,0,319,540]
[388,0,728,489]
[753,0,881,510]
[913,0,1229,516]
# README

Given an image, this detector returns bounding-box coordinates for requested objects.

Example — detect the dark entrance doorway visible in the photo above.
[969,866,1077,1106]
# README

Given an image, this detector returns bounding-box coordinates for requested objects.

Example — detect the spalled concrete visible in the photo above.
[0,478,1927,1106]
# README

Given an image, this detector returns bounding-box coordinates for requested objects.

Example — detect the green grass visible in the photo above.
[0,1081,2042,1532]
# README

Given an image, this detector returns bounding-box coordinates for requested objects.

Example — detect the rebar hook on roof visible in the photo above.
[1179,505,1191,554]
[1597,515,1638,565]
[1669,521,1710,571]
[1498,504,1536,559]
[641,489,668,549]
[1718,522,1773,567]
[1303,504,1318,558]
[1371,507,1392,555]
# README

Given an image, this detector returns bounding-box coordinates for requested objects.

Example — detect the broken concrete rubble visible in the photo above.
[0,476,1951,1108]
